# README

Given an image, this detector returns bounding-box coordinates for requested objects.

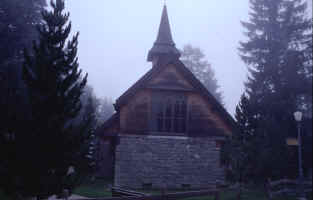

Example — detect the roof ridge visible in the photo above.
[115,60,238,132]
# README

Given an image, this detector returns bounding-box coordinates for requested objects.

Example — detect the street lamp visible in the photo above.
[294,111,306,200]
[294,111,303,123]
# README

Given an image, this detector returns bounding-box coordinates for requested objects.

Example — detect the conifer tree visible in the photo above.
[181,44,224,104]
[0,0,46,64]
[234,0,312,181]
[222,95,256,183]
[0,0,46,143]
[0,0,91,198]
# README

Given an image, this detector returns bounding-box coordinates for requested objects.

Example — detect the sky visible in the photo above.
[65,0,312,115]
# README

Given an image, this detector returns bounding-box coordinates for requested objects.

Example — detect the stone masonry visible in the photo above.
[114,135,225,189]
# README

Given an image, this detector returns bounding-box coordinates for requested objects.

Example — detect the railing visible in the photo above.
[267,178,312,199]
[111,187,148,197]
[70,187,221,200]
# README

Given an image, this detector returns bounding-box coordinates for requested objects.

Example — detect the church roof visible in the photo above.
[147,5,181,61]
[101,5,238,134]
[96,113,119,137]
[115,59,238,132]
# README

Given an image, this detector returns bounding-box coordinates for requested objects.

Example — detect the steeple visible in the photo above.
[147,5,181,64]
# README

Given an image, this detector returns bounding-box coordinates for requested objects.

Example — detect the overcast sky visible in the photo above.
[65,0,312,115]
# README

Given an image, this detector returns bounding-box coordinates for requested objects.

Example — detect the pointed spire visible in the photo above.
[155,5,174,45]
[147,5,180,63]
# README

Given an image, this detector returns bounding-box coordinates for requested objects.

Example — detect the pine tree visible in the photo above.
[236,0,312,181]
[0,0,91,198]
[222,95,256,183]
[181,44,224,104]
[71,87,99,183]
[0,0,46,141]
[0,0,46,64]
[72,84,99,177]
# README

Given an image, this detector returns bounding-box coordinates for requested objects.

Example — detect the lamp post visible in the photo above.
[294,111,306,200]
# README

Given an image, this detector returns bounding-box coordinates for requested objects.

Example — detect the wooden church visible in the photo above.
[97,5,237,189]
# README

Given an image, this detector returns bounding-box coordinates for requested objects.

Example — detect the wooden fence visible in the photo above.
[111,187,147,197]
[267,178,312,199]
[69,187,220,200]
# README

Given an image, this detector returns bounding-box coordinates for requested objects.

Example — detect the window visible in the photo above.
[216,140,226,167]
[153,94,187,134]
[164,99,172,132]
[157,102,164,132]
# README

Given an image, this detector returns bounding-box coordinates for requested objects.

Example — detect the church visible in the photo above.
[97,5,237,189]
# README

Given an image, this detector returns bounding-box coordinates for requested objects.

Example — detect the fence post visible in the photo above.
[62,189,69,200]
[161,185,167,200]
[283,177,287,197]
[267,178,272,200]
[215,190,220,200]
[237,192,241,200]
[214,181,220,200]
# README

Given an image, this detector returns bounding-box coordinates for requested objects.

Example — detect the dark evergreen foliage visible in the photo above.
[240,0,312,115]
[71,86,99,179]
[0,0,46,64]
[72,84,100,177]
[0,0,93,198]
[0,0,46,142]
[226,0,312,183]
[222,95,256,183]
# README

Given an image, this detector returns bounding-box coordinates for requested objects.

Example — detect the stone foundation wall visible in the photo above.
[114,135,225,189]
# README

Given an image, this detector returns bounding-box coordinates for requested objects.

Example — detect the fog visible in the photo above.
[65,0,312,115]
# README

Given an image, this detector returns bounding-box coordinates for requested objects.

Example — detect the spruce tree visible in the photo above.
[0,0,46,64]
[72,84,99,177]
[0,0,46,142]
[222,94,257,183]
[0,0,91,198]
[236,0,312,181]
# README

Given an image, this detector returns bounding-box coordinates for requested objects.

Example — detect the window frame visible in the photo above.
[151,92,188,135]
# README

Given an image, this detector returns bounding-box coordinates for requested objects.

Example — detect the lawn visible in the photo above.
[73,180,312,200]
[183,190,300,200]
[2,181,311,200]
[0,190,10,200]
[183,189,312,200]
[73,179,113,198]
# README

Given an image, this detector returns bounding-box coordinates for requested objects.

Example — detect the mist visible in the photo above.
[65,0,312,114]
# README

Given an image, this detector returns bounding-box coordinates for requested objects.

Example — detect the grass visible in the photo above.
[74,181,312,200]
[183,189,312,200]
[73,179,113,198]
[0,190,10,200]
[1,183,312,200]
[137,187,312,200]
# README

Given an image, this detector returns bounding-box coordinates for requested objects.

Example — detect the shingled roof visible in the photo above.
[96,113,119,137]
[115,59,238,132]
[107,4,238,133]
